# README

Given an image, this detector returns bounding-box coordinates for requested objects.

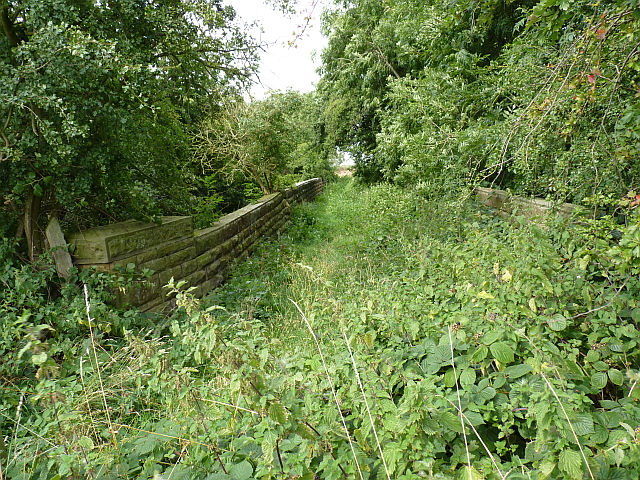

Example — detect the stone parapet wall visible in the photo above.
[67,178,325,312]
[475,187,576,221]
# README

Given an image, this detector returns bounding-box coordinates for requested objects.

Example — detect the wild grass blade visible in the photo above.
[448,325,472,480]
[290,298,365,480]
[84,284,117,448]
[341,328,390,480]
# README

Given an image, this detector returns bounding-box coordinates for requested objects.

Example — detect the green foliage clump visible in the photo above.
[196,179,640,479]
[0,0,259,258]
[5,181,640,480]
[319,0,640,204]
[193,90,336,199]
[5,181,640,477]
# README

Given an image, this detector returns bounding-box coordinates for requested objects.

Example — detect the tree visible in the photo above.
[318,0,640,203]
[0,0,259,260]
[193,90,334,195]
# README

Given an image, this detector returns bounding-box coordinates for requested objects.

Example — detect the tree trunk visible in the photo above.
[251,168,269,194]
[24,189,43,263]
[1,2,19,47]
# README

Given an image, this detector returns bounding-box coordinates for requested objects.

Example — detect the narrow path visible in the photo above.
[199,178,638,480]
[23,178,635,479]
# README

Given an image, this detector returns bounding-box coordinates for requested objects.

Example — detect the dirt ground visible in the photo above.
[336,166,354,177]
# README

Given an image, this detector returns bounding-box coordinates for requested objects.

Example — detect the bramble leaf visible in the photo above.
[490,342,514,364]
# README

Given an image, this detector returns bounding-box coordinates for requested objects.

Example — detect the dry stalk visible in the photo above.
[291,298,365,480]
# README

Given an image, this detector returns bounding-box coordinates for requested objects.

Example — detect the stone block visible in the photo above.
[79,262,114,273]
[475,187,575,221]
[68,216,193,264]
[138,296,164,313]
[141,246,196,273]
[135,237,194,265]
[205,258,223,279]
[148,300,173,314]
[255,193,282,214]
[194,206,255,254]
[181,257,202,278]
[182,270,205,289]
[158,265,183,288]
[195,248,217,270]
[198,275,224,297]
[119,274,161,307]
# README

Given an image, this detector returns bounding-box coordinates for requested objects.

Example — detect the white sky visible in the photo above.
[228,0,327,99]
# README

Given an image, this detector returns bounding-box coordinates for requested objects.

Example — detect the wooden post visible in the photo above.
[45,216,73,279]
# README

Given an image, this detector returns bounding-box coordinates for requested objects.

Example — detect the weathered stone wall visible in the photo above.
[476,187,576,221]
[67,178,325,312]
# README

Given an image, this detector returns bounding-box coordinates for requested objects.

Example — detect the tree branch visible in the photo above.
[1,1,20,47]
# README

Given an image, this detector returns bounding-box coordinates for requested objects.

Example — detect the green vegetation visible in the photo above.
[318,0,640,203]
[3,0,640,478]
[4,179,640,478]
[0,0,334,255]
[193,90,335,197]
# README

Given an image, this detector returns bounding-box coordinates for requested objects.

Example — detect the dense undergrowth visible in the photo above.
[3,178,640,479]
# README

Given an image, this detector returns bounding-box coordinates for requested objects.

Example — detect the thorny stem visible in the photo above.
[276,438,284,473]
[192,394,227,474]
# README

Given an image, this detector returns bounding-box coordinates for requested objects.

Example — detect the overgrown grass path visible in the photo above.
[208,178,447,348]
[197,178,640,479]
[13,178,639,479]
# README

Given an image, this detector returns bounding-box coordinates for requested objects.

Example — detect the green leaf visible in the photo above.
[383,442,403,475]
[464,411,485,426]
[134,434,158,455]
[31,352,48,365]
[591,371,608,390]
[572,414,594,436]
[456,465,484,480]
[481,330,502,345]
[268,402,288,425]
[593,361,609,372]
[501,269,512,282]
[460,368,476,387]
[529,297,538,313]
[364,330,376,348]
[608,368,624,386]
[445,368,456,388]
[477,386,496,402]
[490,342,514,364]
[230,460,253,480]
[559,449,583,479]
[505,364,531,379]
[78,436,94,451]
[609,343,624,352]
[296,423,316,440]
[620,422,636,439]
[470,345,488,362]
[547,314,566,331]
[585,349,600,362]
[440,411,463,433]
[538,459,556,479]
[541,277,554,294]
